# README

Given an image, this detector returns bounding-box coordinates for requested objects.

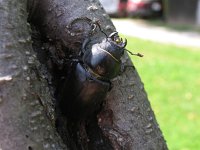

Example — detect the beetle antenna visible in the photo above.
[100,28,108,38]
[126,49,143,57]
[93,22,108,38]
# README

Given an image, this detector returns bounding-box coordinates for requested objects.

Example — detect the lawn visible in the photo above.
[124,36,200,150]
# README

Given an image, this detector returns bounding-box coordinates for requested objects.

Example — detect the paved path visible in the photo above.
[112,19,200,48]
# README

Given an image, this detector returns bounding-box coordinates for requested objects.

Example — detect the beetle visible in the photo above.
[58,18,142,121]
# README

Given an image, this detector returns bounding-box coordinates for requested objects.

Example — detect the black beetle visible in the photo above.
[59,19,142,121]
[82,31,127,80]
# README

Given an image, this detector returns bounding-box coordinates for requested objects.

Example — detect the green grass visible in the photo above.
[125,36,200,150]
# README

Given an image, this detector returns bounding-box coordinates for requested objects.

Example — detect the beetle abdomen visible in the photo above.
[59,62,110,120]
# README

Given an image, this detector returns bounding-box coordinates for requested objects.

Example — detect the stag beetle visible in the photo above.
[82,31,127,80]
[59,18,142,121]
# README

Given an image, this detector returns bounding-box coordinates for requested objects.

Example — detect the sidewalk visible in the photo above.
[112,19,200,48]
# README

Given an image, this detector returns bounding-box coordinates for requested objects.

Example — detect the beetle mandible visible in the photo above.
[59,18,142,121]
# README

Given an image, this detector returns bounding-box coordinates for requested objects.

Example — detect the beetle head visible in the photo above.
[99,31,126,61]
[107,32,143,58]
[108,32,127,48]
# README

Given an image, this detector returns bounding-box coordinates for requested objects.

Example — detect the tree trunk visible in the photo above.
[0,0,67,149]
[0,0,168,149]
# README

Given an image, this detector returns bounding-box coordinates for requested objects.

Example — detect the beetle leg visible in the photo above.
[122,38,127,48]
[91,21,108,38]
[81,38,91,55]
[91,23,97,32]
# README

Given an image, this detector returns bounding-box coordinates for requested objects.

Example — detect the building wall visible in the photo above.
[197,0,200,25]
[166,0,198,25]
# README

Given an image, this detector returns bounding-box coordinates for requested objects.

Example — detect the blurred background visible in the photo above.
[99,0,200,150]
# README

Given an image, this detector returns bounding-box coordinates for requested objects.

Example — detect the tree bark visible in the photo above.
[0,0,67,149]
[0,0,168,149]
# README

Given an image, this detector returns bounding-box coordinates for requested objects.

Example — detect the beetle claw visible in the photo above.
[122,38,127,48]
[119,38,127,48]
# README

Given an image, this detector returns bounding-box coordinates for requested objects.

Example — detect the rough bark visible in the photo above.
[0,0,67,149]
[0,0,168,149]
